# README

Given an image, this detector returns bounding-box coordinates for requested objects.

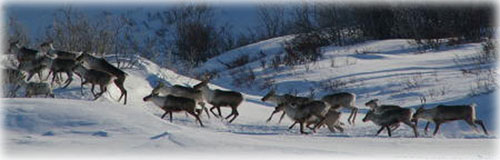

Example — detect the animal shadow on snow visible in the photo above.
[245,98,274,107]
[227,123,295,136]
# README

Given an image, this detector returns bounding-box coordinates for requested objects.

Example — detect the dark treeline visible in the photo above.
[257,3,494,46]
[255,3,495,66]
[7,3,495,73]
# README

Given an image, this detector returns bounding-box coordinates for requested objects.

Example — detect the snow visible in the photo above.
[3,98,496,159]
[195,35,295,74]
[199,39,496,111]
[2,38,498,159]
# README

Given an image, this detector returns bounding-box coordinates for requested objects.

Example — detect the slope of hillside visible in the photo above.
[195,35,294,74]
[196,39,497,130]
[2,39,497,159]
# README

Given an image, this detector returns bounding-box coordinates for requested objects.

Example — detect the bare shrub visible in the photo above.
[468,69,497,97]
[41,7,145,69]
[401,72,424,91]
[259,59,267,69]
[439,85,450,96]
[304,63,311,72]
[258,51,267,69]
[217,55,250,70]
[329,57,336,68]
[354,47,378,55]
[345,57,357,66]
[321,79,348,93]
[469,80,496,97]
[283,32,328,66]
[431,70,440,82]
[147,4,235,67]
[425,85,450,100]
[478,38,497,63]
[270,55,282,70]
[44,8,117,55]
[7,17,31,48]
[256,5,289,39]
[455,38,496,70]
[320,76,363,93]
[425,88,438,100]
[259,76,275,90]
[452,38,497,96]
[446,37,466,46]
[231,67,256,88]
[409,39,445,53]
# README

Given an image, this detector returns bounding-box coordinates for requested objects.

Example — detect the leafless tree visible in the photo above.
[256,5,288,38]
[6,16,30,49]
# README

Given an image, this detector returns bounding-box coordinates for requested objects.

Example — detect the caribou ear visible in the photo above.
[204,73,215,82]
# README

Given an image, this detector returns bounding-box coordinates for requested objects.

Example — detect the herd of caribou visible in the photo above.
[3,41,489,137]
[260,90,488,137]
[3,40,127,104]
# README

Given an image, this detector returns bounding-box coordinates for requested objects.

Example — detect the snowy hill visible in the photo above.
[2,39,497,159]
[195,38,497,130]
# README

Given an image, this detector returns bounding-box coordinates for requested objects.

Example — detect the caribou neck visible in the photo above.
[199,85,215,102]
[150,95,166,107]
[267,95,287,105]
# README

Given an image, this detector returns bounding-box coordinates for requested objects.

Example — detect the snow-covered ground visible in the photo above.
[197,39,498,131]
[4,97,497,159]
[2,38,498,159]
